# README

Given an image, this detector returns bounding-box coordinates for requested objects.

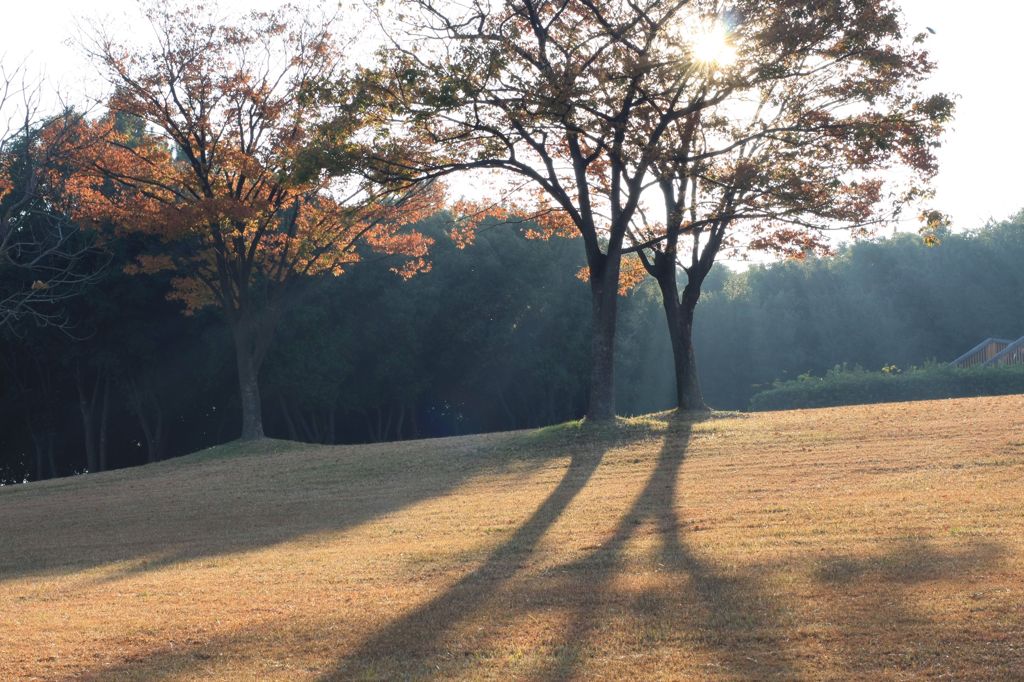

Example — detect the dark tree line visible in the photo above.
[4,212,1022,484]
[0,216,650,483]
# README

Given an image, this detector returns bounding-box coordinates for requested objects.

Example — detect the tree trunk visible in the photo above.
[46,432,57,478]
[233,325,265,441]
[279,398,299,441]
[395,405,406,441]
[32,433,44,481]
[75,366,99,473]
[139,405,164,464]
[658,273,708,412]
[586,257,621,421]
[327,402,336,444]
[98,377,111,471]
[128,378,164,463]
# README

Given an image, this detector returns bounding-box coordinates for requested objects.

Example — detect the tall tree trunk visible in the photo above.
[32,433,44,481]
[128,378,164,463]
[327,402,336,444]
[46,432,57,479]
[656,265,708,412]
[395,405,406,441]
[233,324,265,441]
[75,366,99,473]
[667,288,707,411]
[279,398,299,441]
[98,377,111,471]
[586,256,621,422]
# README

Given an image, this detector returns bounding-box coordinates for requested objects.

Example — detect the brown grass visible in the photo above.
[2,395,1023,680]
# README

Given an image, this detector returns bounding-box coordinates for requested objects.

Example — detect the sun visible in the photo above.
[691,22,737,67]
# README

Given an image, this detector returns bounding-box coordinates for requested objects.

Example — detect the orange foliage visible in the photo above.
[66,5,439,316]
[575,255,648,296]
[448,189,575,250]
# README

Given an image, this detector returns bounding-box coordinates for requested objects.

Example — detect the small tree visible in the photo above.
[620,0,953,409]
[70,4,438,440]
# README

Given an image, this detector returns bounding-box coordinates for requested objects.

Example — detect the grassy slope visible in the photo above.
[2,396,1023,681]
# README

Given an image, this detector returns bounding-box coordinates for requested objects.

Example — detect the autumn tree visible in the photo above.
[344,0,743,420]
[351,0,951,417]
[0,67,98,330]
[69,3,438,440]
[619,0,953,409]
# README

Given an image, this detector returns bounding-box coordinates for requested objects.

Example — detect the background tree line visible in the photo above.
[0,1,970,483]
[2,212,1021,484]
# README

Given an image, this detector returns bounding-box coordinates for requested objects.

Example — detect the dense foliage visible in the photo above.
[693,217,1024,407]
[749,364,1024,411]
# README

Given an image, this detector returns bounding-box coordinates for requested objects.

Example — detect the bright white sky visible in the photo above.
[4,0,1023,231]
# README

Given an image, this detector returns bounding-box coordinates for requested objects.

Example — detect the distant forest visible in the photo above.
[2,213,1022,483]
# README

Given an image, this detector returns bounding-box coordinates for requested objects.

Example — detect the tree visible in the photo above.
[350,0,951,417]
[344,0,742,420]
[69,3,438,440]
[0,67,98,330]
[619,0,953,410]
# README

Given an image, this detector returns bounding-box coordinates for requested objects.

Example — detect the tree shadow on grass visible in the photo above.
[526,411,800,680]
[62,424,615,681]
[318,411,798,680]
[811,538,1009,677]
[526,416,1013,680]
[316,433,610,680]
[51,413,1019,681]
[0,425,646,586]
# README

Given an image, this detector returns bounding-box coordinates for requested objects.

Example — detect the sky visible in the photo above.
[4,0,1023,231]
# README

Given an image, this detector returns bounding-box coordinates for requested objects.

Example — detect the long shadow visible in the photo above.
[534,411,798,679]
[0,428,609,585]
[44,427,615,682]
[813,538,1008,677]
[537,414,1010,680]
[312,412,799,680]
[317,435,609,679]
[46,414,1021,680]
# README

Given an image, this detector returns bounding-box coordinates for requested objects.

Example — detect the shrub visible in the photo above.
[749,363,1024,411]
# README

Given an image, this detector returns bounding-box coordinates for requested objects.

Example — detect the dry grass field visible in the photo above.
[2,395,1023,681]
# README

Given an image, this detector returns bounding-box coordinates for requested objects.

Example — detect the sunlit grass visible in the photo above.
[1,395,1023,679]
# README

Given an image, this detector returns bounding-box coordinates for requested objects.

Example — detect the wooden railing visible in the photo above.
[949,338,1014,369]
[988,337,1024,367]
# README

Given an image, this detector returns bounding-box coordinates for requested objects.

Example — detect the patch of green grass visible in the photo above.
[177,438,312,465]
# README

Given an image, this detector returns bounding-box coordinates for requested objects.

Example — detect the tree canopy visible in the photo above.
[65,4,440,439]
[324,0,951,416]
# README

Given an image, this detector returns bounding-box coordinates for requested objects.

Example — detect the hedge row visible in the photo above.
[748,364,1024,411]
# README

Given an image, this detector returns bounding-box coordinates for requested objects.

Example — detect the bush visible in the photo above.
[749,363,1024,411]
